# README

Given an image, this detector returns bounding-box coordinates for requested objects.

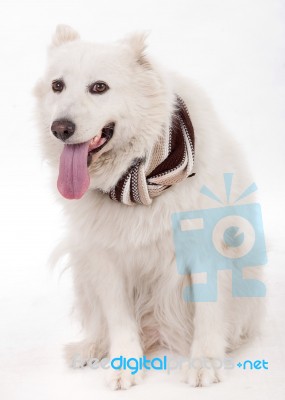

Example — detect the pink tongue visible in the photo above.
[57,142,90,199]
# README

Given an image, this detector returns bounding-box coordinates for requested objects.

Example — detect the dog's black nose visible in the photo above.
[51,119,75,141]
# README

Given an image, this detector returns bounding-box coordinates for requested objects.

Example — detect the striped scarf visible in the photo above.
[109,95,195,206]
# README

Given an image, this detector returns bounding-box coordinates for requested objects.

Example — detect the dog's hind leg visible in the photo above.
[64,296,109,368]
[64,258,109,367]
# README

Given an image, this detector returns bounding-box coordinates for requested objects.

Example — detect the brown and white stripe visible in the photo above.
[109,95,195,206]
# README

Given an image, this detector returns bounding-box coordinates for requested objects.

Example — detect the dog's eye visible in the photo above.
[89,81,109,94]
[52,80,65,93]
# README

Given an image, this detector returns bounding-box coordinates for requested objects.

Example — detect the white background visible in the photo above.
[0,0,284,399]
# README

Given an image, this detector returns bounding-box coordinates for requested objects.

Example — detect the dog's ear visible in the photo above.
[124,32,150,68]
[51,24,80,47]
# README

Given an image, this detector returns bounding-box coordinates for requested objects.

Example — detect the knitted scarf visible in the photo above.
[109,95,195,206]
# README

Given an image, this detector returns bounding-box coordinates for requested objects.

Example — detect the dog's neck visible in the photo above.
[88,95,195,205]
[88,94,176,193]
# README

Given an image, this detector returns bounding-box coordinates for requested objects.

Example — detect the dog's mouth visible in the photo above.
[87,123,115,167]
[57,122,115,200]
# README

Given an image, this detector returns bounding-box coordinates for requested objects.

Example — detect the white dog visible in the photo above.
[34,25,264,390]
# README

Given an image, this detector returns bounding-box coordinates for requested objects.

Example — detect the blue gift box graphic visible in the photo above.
[171,173,267,302]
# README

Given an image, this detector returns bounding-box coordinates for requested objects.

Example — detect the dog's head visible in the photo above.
[34,25,172,199]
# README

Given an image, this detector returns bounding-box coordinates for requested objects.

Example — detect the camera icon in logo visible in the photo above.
[171,174,267,302]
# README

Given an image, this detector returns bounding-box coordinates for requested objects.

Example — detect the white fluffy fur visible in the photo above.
[34,25,264,390]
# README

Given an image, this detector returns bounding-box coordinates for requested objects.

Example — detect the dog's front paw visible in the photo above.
[181,358,223,387]
[106,368,143,390]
